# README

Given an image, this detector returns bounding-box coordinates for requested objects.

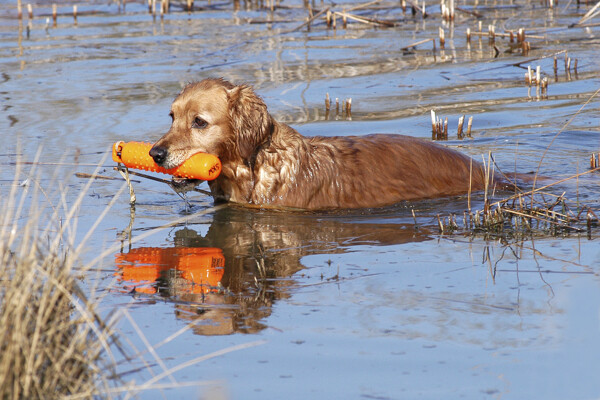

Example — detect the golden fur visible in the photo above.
[150,78,489,209]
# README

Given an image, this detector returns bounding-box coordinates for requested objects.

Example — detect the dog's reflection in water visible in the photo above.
[115,206,432,335]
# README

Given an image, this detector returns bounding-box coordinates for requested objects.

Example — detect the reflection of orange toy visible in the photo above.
[115,247,225,294]
[112,141,221,181]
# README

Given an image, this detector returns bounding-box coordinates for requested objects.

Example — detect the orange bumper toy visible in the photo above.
[112,141,221,181]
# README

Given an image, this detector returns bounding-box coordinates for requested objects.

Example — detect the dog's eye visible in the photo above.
[192,117,208,130]
[169,112,174,122]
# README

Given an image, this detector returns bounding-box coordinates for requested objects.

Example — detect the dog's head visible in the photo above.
[150,78,273,169]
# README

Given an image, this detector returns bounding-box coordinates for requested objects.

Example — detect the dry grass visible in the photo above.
[0,158,122,398]
[0,155,264,398]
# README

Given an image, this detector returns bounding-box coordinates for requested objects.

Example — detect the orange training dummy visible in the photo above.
[112,141,221,181]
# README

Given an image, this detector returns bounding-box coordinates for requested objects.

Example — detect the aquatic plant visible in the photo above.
[0,161,121,398]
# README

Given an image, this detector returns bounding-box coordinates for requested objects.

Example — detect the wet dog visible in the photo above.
[150,78,493,209]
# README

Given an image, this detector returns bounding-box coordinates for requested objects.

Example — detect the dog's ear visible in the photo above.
[227,84,273,162]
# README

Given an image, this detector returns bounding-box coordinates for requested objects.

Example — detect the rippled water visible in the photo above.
[1,0,600,398]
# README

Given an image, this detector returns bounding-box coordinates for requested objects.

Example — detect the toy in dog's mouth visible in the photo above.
[112,141,221,181]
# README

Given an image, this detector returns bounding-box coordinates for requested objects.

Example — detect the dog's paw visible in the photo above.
[170,177,203,193]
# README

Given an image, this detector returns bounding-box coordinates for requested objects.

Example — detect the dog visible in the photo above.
[150,78,495,209]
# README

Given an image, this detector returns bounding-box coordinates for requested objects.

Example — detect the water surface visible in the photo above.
[1,0,600,398]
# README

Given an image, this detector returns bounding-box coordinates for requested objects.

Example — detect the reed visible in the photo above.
[0,159,121,398]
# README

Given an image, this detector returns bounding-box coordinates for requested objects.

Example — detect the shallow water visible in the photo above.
[1,0,600,398]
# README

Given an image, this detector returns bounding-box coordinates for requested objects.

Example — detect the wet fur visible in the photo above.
[150,78,490,210]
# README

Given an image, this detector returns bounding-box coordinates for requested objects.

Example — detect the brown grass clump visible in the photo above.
[0,163,118,399]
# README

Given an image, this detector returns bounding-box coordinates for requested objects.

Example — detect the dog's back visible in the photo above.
[249,132,489,209]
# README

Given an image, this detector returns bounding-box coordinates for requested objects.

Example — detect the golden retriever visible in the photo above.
[150,78,492,209]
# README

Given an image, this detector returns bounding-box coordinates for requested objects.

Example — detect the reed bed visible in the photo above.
[0,162,120,398]
[0,159,263,397]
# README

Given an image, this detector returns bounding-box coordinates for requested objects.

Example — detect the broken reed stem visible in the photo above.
[468,29,542,40]
[431,111,472,140]
[457,115,465,138]
[345,98,352,119]
[591,154,599,169]
[441,0,455,21]
[400,38,436,51]
[113,167,212,196]
[333,11,395,27]
[466,116,473,137]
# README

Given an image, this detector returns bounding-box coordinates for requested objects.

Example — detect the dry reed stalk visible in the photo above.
[591,154,599,169]
[17,0,22,19]
[439,27,445,49]
[345,98,352,119]
[400,37,435,51]
[0,158,124,398]
[286,7,329,33]
[466,116,473,137]
[488,24,495,44]
[528,86,600,206]
[405,0,426,17]
[331,11,390,27]
[457,115,465,138]
[116,165,137,204]
[574,1,600,26]
[52,4,57,23]
[344,0,385,13]
[468,30,542,40]
[27,3,32,19]
[73,5,77,24]
[468,158,472,212]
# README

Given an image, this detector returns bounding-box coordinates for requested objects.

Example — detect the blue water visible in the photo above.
[1,0,600,398]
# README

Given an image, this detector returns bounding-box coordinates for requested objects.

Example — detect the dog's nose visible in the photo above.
[149,146,167,165]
